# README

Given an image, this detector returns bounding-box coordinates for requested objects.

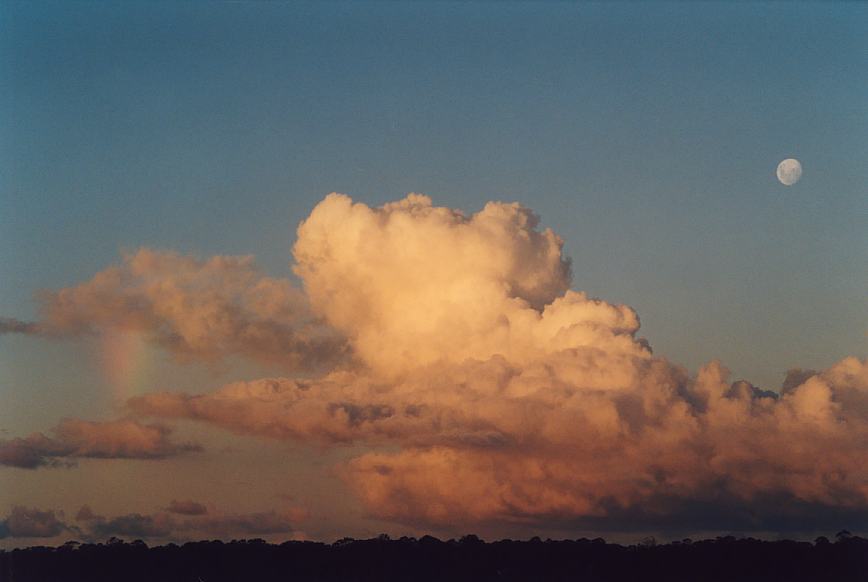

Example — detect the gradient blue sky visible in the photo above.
[1,1,867,543]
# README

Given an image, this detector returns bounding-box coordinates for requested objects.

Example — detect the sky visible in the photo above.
[1,1,867,547]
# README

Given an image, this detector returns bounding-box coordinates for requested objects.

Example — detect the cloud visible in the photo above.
[0,317,40,335]
[73,506,298,540]
[90,512,175,539]
[131,194,868,534]
[0,506,67,539]
[76,505,98,521]
[15,248,347,370]
[0,419,201,469]
[11,193,868,535]
[180,511,299,537]
[292,193,619,376]
[166,500,208,516]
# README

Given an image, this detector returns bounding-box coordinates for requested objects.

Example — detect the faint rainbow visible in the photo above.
[99,330,155,405]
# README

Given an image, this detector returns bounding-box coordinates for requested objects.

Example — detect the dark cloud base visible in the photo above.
[3,535,868,582]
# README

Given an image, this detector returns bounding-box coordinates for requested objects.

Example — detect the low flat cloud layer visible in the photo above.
[0,505,299,541]
[76,504,300,540]
[5,193,868,536]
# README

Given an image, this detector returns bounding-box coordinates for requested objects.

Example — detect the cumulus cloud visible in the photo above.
[292,193,625,376]
[0,506,67,539]
[123,194,868,534]
[10,193,868,535]
[18,248,347,370]
[0,419,201,469]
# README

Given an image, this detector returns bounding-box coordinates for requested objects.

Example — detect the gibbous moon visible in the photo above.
[776,158,802,186]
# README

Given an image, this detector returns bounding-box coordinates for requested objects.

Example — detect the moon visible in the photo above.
[776,158,802,186]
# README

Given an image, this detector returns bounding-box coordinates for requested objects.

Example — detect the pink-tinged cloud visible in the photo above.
[292,194,643,376]
[0,419,201,469]
[28,248,347,370]
[8,193,868,534]
[125,194,868,533]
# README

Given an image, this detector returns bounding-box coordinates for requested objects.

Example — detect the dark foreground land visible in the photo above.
[2,534,867,582]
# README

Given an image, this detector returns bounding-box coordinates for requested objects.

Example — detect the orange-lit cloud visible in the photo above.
[0,418,201,469]
[125,194,868,532]
[29,248,347,371]
[8,193,868,534]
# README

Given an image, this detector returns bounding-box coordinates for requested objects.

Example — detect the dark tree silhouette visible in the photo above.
[2,534,867,581]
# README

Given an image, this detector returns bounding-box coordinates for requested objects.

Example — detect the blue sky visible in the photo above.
[1,1,867,544]
[5,1,864,388]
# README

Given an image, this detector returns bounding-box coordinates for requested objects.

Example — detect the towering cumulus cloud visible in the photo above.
[293,193,601,375]
[31,193,868,533]
[28,249,346,370]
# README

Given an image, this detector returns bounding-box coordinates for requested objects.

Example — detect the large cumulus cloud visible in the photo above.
[123,193,868,534]
[6,193,867,535]
[292,194,644,376]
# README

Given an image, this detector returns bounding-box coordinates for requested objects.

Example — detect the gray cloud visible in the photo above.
[0,419,202,469]
[0,506,67,539]
[166,500,208,516]
[0,317,40,335]
[74,506,299,540]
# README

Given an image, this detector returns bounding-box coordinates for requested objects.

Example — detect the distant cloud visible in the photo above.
[75,505,98,521]
[180,510,299,537]
[0,419,201,469]
[7,248,347,371]
[166,500,208,516]
[0,506,67,539]
[0,317,40,335]
[73,506,298,540]
[90,512,175,539]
